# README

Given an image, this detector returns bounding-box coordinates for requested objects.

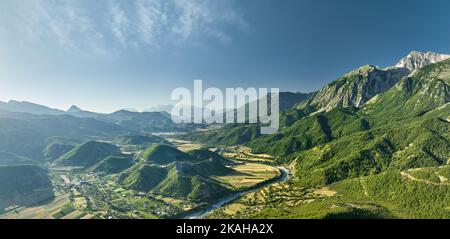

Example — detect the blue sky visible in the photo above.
[1,0,450,113]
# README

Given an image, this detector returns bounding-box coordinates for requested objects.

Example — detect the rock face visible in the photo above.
[306,51,450,112]
[307,65,409,112]
[394,51,450,73]
[363,57,450,119]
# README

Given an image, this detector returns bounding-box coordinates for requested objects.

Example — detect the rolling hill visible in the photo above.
[119,145,233,202]
[55,141,122,168]
[114,134,169,146]
[0,165,54,212]
[143,144,194,164]
[92,155,135,175]
[0,151,36,166]
[187,149,231,163]
[156,168,230,202]
[0,101,193,134]
[181,124,261,146]
[119,164,169,192]
[120,162,231,202]
[0,100,65,115]
[43,142,76,162]
[0,112,123,162]
[96,110,185,132]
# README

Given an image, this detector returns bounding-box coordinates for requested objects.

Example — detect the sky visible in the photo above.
[1,0,450,113]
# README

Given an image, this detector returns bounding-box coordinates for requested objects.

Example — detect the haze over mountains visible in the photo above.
[184,51,450,218]
[183,51,449,144]
[1,50,449,218]
[1,50,447,158]
[183,50,450,183]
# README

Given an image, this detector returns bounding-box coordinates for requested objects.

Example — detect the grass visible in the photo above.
[213,163,280,190]
[213,168,450,219]
[52,203,76,219]
[0,192,79,219]
[168,139,204,152]
[408,168,441,184]
[73,198,88,209]
[222,146,274,163]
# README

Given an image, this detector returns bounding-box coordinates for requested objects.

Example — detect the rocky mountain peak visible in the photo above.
[67,105,82,112]
[395,51,450,73]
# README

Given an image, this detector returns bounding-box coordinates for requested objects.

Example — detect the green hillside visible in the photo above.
[55,141,121,168]
[182,124,260,146]
[244,169,450,219]
[0,165,54,212]
[249,107,370,158]
[232,60,448,185]
[98,110,194,133]
[143,145,193,164]
[287,60,450,186]
[204,55,449,219]
[119,146,234,202]
[92,155,135,175]
[360,58,450,125]
[156,165,230,202]
[119,164,168,192]
[43,142,75,162]
[187,149,230,163]
[0,151,36,166]
[180,64,407,147]
[336,170,450,218]
[171,158,233,177]
[304,65,408,112]
[114,134,169,146]
[1,49,448,218]
[189,159,234,176]
[0,112,123,162]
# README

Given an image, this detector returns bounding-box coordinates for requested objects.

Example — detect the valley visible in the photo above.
[0,51,449,219]
[0,136,283,219]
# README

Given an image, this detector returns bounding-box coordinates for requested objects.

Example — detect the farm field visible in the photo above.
[222,146,274,163]
[0,191,90,219]
[0,138,282,219]
[214,163,280,190]
[167,139,204,152]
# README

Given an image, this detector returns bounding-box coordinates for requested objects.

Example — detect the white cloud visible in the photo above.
[1,0,250,54]
[110,1,130,47]
[136,0,167,47]
[172,0,212,39]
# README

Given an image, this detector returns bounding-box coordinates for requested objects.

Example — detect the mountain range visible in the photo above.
[181,51,450,185]
[197,51,450,218]
[0,50,449,218]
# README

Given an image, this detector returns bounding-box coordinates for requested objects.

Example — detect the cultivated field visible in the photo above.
[209,180,338,219]
[222,146,274,163]
[167,139,204,152]
[214,163,280,190]
[0,191,90,219]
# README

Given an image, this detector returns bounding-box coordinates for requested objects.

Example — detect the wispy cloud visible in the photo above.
[1,0,249,55]
[136,0,168,48]
[110,1,130,47]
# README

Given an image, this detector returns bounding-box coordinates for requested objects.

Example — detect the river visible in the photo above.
[183,166,292,219]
